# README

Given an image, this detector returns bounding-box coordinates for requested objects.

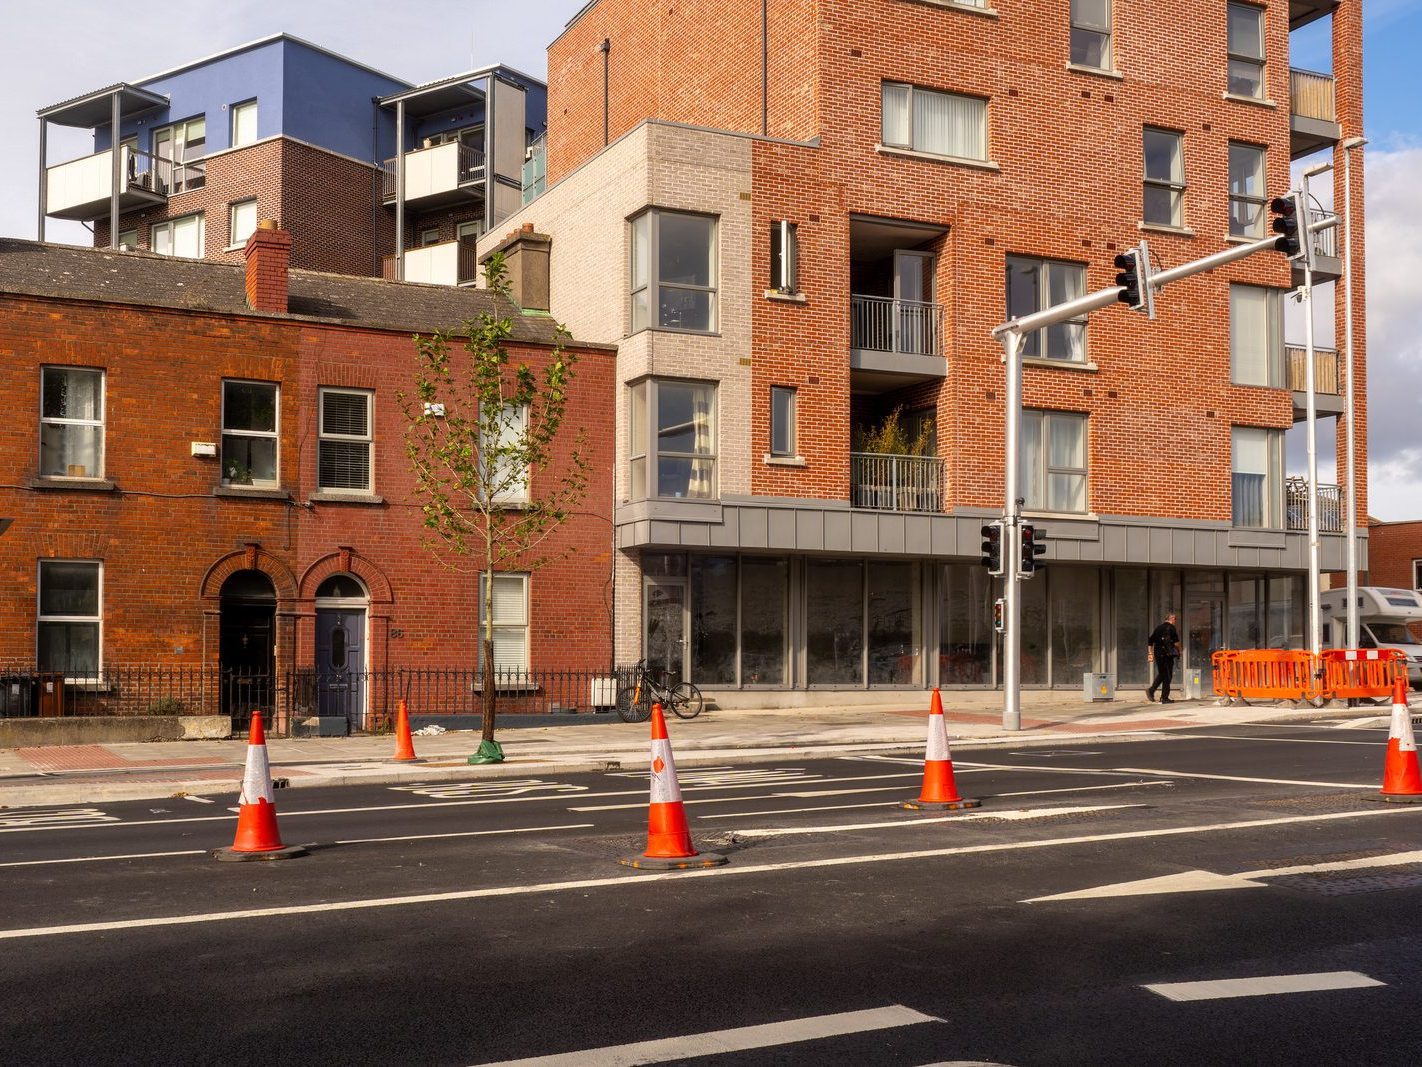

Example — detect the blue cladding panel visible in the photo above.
[282,40,405,162]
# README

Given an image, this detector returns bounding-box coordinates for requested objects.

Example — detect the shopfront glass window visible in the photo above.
[1020,574,1048,685]
[868,561,920,686]
[1051,567,1100,684]
[807,559,864,685]
[740,557,787,685]
[940,564,994,685]
[1114,568,1150,687]
[690,555,737,685]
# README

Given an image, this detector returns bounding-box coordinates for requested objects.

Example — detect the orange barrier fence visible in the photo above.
[1212,648,1405,704]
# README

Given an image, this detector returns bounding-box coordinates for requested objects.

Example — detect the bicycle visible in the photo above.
[615,660,704,723]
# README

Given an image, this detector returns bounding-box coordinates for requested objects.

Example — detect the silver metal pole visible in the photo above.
[1001,329,1023,731]
[37,117,47,242]
[1299,176,1321,657]
[109,92,121,249]
[1341,137,1366,647]
[394,99,405,281]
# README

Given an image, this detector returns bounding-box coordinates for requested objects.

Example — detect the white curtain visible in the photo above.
[1230,285,1270,386]
[882,84,911,147]
[690,387,714,498]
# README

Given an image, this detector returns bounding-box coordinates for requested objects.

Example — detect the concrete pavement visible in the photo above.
[0,689,1398,807]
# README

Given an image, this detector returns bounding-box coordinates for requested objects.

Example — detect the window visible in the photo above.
[40,367,104,478]
[1229,143,1267,238]
[229,199,258,247]
[152,116,206,192]
[318,389,373,493]
[116,229,138,251]
[1021,410,1088,513]
[1229,284,1284,386]
[1227,2,1266,99]
[221,380,278,486]
[480,403,530,504]
[1142,128,1185,228]
[770,220,798,293]
[770,387,797,457]
[630,210,718,333]
[1232,426,1283,528]
[628,379,716,500]
[418,227,441,247]
[478,572,530,673]
[1006,256,1087,362]
[230,100,257,147]
[457,219,485,243]
[1070,0,1112,70]
[881,82,987,161]
[1413,560,1421,591]
[38,561,101,677]
[151,213,204,259]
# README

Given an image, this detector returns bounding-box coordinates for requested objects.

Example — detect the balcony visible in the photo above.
[1286,477,1343,533]
[44,147,200,221]
[849,295,947,393]
[850,452,944,513]
[381,237,481,287]
[1287,344,1346,419]
[1289,0,1338,30]
[382,141,486,209]
[1290,68,1341,159]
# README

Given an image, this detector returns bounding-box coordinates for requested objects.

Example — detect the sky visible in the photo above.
[2,0,1418,520]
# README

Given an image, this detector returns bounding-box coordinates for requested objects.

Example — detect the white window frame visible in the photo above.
[317,388,374,494]
[1232,426,1284,529]
[478,572,531,675]
[1229,284,1285,387]
[770,386,797,458]
[151,213,205,259]
[1226,1,1266,99]
[770,220,799,294]
[1228,142,1267,238]
[151,115,206,193]
[116,228,138,251]
[418,227,441,247]
[39,366,105,479]
[629,209,719,334]
[1413,560,1422,591]
[1069,0,1113,71]
[221,379,279,488]
[1006,256,1088,362]
[480,402,531,505]
[1021,410,1089,514]
[880,82,987,162]
[37,559,102,678]
[230,99,257,148]
[229,198,258,248]
[627,378,718,501]
[1142,127,1185,228]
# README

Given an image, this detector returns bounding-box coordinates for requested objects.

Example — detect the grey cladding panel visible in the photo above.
[878,514,907,555]
[1193,529,1217,566]
[850,513,879,553]
[740,508,769,548]
[796,510,825,551]
[681,523,711,547]
[650,521,682,545]
[824,510,852,552]
[905,515,933,555]
[708,511,739,547]
[768,509,798,549]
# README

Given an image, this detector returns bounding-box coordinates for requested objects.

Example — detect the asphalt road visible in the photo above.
[2,721,1421,1066]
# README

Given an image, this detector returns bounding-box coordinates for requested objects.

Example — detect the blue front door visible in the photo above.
[315,609,366,728]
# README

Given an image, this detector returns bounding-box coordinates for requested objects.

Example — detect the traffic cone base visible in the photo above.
[390,698,423,763]
[904,688,978,814]
[618,852,728,871]
[900,797,982,812]
[619,703,728,871]
[213,841,309,861]
[213,711,306,861]
[1363,677,1422,803]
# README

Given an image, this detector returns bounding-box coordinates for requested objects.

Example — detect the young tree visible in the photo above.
[400,255,590,764]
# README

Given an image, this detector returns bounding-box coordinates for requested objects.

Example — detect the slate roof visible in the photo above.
[0,238,589,348]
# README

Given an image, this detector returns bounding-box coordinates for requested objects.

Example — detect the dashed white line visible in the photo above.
[1113,767,1376,788]
[1144,971,1384,1002]
[728,805,1140,838]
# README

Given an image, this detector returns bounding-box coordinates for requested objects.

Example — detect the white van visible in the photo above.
[1320,587,1422,690]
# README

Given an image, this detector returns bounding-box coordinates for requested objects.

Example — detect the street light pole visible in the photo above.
[1000,330,1023,732]
[1300,166,1324,658]
[1341,136,1368,648]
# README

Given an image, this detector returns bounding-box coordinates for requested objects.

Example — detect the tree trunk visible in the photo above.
[482,635,497,742]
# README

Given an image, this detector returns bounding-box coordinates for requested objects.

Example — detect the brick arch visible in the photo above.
[199,545,299,603]
[299,549,393,604]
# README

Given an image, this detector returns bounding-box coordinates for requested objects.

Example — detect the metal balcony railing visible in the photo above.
[1286,345,1341,394]
[1286,477,1343,533]
[382,142,487,200]
[850,295,944,357]
[850,452,944,513]
[1290,68,1337,123]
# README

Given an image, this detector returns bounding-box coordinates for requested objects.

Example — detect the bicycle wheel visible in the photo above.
[616,684,652,723]
[668,682,704,719]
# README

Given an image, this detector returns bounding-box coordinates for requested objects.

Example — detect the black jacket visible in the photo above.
[1148,622,1181,659]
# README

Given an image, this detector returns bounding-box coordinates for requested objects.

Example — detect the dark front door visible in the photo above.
[219,603,274,728]
[316,609,366,729]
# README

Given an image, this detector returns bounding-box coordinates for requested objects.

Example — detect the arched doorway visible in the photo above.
[219,569,276,729]
[314,574,369,730]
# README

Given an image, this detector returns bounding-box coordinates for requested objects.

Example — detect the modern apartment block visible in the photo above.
[481,0,1366,701]
[37,34,547,282]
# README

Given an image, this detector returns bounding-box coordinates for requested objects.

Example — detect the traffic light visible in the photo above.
[980,521,1004,576]
[1271,191,1314,270]
[1019,524,1047,577]
[992,597,1005,635]
[1113,242,1155,318]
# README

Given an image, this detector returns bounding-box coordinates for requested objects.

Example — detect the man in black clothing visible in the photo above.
[1146,612,1182,703]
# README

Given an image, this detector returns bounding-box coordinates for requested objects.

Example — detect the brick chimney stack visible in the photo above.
[244,219,291,314]
[481,222,552,313]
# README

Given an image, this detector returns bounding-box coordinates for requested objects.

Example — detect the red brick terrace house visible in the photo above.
[0,226,614,729]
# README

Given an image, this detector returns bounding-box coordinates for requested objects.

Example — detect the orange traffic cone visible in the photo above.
[213,711,307,861]
[1370,675,1422,803]
[901,688,980,812]
[390,698,422,763]
[618,703,727,870]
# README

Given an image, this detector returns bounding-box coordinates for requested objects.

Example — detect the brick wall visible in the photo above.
[1365,521,1422,641]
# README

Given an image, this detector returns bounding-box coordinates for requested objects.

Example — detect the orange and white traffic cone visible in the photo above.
[390,698,422,763]
[901,688,980,812]
[618,703,727,870]
[1369,675,1422,804]
[213,711,307,860]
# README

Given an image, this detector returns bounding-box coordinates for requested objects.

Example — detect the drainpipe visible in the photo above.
[600,38,611,146]
[109,91,121,249]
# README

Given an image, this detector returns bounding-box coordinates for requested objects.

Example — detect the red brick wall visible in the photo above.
[1365,521,1422,641]
[0,293,614,681]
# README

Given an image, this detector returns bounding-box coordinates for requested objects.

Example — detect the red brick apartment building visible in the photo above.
[1364,520,1422,640]
[483,0,1366,702]
[0,228,614,727]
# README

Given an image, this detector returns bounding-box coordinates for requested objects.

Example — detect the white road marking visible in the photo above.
[8,808,1422,942]
[988,781,1173,799]
[955,762,1154,778]
[181,795,215,804]
[698,801,901,819]
[1334,717,1388,729]
[1144,971,1384,1002]
[1178,733,1381,747]
[0,849,208,868]
[335,823,594,845]
[570,785,911,812]
[1026,849,1422,902]
[1113,767,1376,788]
[472,1005,941,1066]
[0,808,119,829]
[391,780,589,799]
[729,805,1140,838]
